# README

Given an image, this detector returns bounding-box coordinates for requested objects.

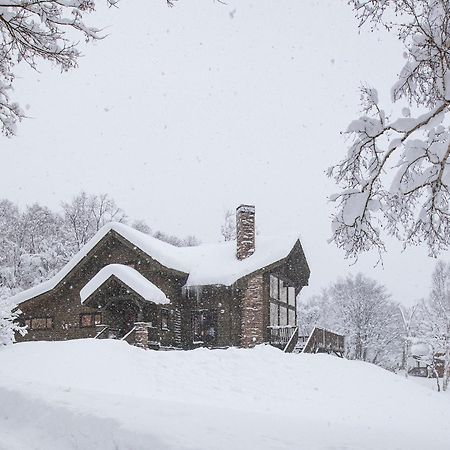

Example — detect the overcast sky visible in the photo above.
[0,0,439,305]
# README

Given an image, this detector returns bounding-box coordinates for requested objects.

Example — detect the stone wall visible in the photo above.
[240,274,264,347]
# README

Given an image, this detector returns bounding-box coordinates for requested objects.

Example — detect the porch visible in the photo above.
[80,264,180,349]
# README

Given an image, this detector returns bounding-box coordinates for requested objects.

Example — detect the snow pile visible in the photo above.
[80,264,170,305]
[0,339,449,450]
[11,222,300,305]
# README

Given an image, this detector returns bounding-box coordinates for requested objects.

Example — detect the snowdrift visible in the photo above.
[0,340,449,450]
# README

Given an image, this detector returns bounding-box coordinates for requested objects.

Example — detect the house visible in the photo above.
[13,205,343,353]
[409,343,449,378]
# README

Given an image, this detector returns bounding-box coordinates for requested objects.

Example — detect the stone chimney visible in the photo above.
[236,204,255,260]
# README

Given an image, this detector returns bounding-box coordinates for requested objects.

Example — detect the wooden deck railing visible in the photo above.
[267,325,298,350]
[302,327,345,355]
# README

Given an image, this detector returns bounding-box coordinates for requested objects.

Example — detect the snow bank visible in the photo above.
[0,340,449,450]
[80,264,170,305]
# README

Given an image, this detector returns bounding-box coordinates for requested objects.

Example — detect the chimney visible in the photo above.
[236,204,255,260]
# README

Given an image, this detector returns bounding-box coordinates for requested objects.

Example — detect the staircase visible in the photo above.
[291,327,345,356]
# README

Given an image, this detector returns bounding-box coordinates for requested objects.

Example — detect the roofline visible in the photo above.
[81,274,168,306]
[10,222,187,306]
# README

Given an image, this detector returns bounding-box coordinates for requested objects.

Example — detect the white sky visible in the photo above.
[0,0,440,305]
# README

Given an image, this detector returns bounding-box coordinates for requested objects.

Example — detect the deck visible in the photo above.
[268,326,345,356]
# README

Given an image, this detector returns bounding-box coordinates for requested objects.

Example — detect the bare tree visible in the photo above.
[330,1,450,258]
[62,191,126,251]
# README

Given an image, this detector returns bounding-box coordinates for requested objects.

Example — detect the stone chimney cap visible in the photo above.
[236,204,255,213]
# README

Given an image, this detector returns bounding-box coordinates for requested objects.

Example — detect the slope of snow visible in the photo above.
[80,264,170,305]
[0,339,449,450]
[10,222,300,305]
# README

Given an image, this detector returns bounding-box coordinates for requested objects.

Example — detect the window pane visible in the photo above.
[269,275,278,300]
[289,309,296,326]
[31,318,48,329]
[280,281,288,303]
[46,317,53,328]
[270,302,278,326]
[288,287,296,306]
[279,306,288,326]
[161,310,170,329]
[94,314,102,325]
[81,314,92,327]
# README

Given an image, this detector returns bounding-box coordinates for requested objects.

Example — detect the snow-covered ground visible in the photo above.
[0,340,449,450]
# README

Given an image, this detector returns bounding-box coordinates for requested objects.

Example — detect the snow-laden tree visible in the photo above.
[131,219,152,235]
[220,209,236,242]
[419,260,450,390]
[0,0,123,136]
[303,274,403,368]
[297,294,325,336]
[62,191,126,252]
[153,230,201,247]
[0,286,26,345]
[330,1,450,258]
[399,304,418,377]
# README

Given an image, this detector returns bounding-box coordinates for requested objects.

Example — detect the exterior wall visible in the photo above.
[182,285,240,348]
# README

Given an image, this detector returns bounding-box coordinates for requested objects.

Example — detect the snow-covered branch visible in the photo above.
[330,1,450,258]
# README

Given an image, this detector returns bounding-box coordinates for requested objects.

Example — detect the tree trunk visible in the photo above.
[443,331,450,392]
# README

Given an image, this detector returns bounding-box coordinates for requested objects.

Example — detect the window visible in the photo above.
[269,274,296,328]
[279,306,288,326]
[161,309,170,330]
[25,317,53,330]
[288,308,296,326]
[80,313,102,328]
[269,275,279,300]
[279,281,288,303]
[270,302,278,326]
[288,287,296,307]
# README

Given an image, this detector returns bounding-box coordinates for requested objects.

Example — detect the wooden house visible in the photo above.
[13,205,344,353]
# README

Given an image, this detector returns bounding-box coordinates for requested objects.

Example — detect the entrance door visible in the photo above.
[106,299,140,338]
[192,310,217,345]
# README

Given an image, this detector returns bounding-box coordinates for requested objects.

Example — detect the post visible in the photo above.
[134,322,151,349]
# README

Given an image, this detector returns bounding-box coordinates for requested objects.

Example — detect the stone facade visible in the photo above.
[240,274,265,347]
[236,205,256,260]
[134,322,151,349]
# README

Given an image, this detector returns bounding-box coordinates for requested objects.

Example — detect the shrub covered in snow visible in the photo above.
[0,287,26,346]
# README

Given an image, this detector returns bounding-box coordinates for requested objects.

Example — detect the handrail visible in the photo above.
[121,325,137,342]
[94,325,109,339]
[283,326,299,353]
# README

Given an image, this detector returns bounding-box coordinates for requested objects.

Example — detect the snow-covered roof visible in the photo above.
[10,222,301,305]
[80,264,170,305]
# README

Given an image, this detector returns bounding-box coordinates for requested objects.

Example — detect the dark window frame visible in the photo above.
[161,308,170,330]
[79,312,102,328]
[24,316,54,330]
[269,274,297,327]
